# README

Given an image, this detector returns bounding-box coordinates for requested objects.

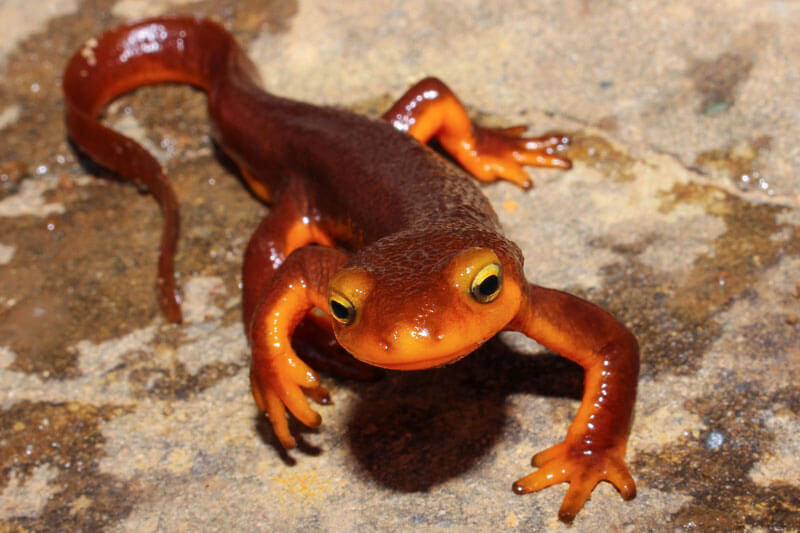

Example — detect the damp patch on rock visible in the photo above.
[582,181,799,379]
[632,386,800,530]
[688,52,754,115]
[0,401,136,531]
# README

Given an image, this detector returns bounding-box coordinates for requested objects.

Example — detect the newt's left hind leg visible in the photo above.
[382,77,571,188]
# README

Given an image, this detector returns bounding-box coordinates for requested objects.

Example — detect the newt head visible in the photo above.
[327,232,524,370]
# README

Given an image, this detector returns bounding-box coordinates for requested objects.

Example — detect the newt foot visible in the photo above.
[250,351,329,448]
[512,440,635,523]
[463,126,571,188]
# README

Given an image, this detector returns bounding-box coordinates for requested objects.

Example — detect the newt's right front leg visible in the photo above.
[248,245,349,448]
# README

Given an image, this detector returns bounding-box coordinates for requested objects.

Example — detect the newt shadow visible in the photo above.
[343,338,583,492]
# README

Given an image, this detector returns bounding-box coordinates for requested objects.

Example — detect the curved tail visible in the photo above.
[63,17,259,323]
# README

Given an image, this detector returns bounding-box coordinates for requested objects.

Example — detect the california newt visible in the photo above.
[63,16,639,522]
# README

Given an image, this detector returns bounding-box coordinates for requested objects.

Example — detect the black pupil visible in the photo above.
[478,275,499,296]
[330,300,350,320]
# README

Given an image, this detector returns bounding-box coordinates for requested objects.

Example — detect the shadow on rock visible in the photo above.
[345,339,583,492]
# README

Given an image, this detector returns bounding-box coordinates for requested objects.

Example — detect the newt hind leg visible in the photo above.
[382,77,571,188]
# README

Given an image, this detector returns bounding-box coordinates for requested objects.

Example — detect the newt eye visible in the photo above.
[470,263,503,303]
[329,294,356,325]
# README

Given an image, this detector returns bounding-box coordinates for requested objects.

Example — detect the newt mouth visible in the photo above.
[364,347,475,371]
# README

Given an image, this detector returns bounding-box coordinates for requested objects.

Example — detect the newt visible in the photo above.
[63,16,639,522]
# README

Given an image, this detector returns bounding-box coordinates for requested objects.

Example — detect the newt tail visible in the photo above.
[64,17,258,322]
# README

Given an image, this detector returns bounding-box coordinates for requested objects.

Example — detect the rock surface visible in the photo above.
[1,0,798,531]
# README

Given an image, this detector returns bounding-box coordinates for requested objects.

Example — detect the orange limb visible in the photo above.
[242,190,369,446]
[247,245,350,448]
[382,77,571,188]
[507,283,639,522]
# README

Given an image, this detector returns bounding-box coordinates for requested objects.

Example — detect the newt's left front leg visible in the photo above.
[383,77,571,188]
[508,283,639,522]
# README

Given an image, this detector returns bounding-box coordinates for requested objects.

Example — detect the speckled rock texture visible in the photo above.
[1,1,799,531]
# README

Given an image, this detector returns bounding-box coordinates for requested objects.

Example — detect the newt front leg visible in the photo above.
[248,245,349,448]
[508,283,639,522]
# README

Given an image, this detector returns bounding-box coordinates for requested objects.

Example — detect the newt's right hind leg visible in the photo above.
[241,192,332,325]
[291,318,382,381]
[383,77,571,188]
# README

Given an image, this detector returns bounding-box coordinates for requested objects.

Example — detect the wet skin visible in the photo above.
[63,16,639,522]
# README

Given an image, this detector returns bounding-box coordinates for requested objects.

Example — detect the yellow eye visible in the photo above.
[329,293,356,325]
[470,263,503,303]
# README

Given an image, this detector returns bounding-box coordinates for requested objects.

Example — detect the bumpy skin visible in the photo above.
[63,16,638,522]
